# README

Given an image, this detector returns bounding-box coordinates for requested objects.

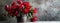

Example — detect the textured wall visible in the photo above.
[29,0,60,21]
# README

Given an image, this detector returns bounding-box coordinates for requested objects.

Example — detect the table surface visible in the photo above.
[0,21,60,23]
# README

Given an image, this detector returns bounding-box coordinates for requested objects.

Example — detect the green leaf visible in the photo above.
[29,13,32,17]
[27,13,32,18]
[30,9,34,13]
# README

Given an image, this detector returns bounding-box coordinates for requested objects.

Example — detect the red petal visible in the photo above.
[11,5,16,9]
[22,11,27,14]
[5,4,9,11]
[19,4,23,9]
[33,8,37,13]
[24,9,29,13]
[17,0,22,4]
[11,2,16,6]
[23,2,30,6]
[15,11,18,16]
[30,16,37,22]
[26,6,32,9]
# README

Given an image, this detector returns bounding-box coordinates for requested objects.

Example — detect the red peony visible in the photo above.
[17,0,22,4]
[10,13,13,16]
[5,4,9,11]
[19,4,23,9]
[25,6,32,9]
[22,9,29,14]
[30,16,37,22]
[11,5,17,9]
[33,8,37,13]
[15,11,18,16]
[11,2,16,6]
[25,9,29,12]
[23,2,30,7]
[8,10,11,14]
[22,12,27,14]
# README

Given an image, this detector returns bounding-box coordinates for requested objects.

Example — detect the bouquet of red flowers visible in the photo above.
[4,0,37,22]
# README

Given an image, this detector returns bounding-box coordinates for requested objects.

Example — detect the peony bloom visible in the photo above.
[5,4,9,11]
[11,2,16,6]
[17,0,22,4]
[15,11,18,16]
[33,8,37,13]
[25,6,32,9]
[19,4,23,9]
[11,5,17,9]
[23,2,30,7]
[30,16,37,22]
[24,9,29,12]
[22,9,29,14]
